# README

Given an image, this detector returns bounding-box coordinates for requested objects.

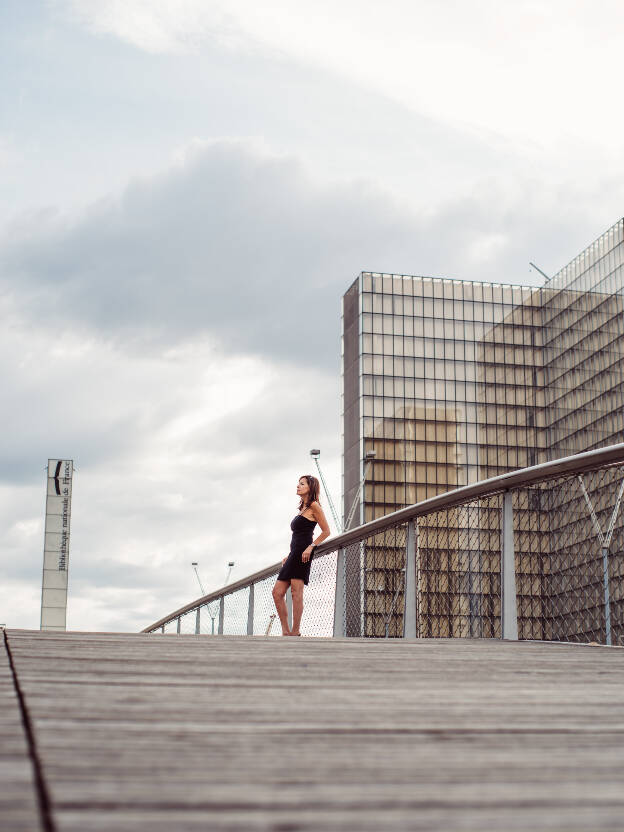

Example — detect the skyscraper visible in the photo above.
[342,219,624,636]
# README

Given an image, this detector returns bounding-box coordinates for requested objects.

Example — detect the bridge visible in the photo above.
[144,443,624,644]
[3,628,624,831]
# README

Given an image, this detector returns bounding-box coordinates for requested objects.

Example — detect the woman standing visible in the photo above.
[272,475,330,636]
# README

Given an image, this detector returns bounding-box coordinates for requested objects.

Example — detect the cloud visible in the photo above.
[61,0,624,152]
[0,139,410,367]
[61,0,245,55]
[4,138,621,377]
[0,135,16,171]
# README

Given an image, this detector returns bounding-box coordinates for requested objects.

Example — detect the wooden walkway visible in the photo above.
[2,629,624,831]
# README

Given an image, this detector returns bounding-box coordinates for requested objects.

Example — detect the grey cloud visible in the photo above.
[1,142,400,367]
[4,140,617,374]
[1,142,619,507]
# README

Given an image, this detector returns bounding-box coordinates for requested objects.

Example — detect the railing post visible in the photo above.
[195,607,201,635]
[601,546,612,646]
[333,548,346,637]
[403,521,417,638]
[501,490,518,640]
[286,587,292,632]
[247,584,254,636]
[176,616,181,634]
[218,596,224,635]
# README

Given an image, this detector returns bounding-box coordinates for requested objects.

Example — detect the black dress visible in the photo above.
[277,513,317,585]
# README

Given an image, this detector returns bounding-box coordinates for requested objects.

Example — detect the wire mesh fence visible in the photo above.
[417,496,502,639]
[144,452,624,646]
[300,550,338,637]
[252,575,281,636]
[513,465,624,644]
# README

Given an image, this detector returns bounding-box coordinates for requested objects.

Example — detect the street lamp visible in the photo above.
[309,448,341,531]
[309,447,375,532]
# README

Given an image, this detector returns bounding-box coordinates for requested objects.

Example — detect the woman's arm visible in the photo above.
[302,501,331,562]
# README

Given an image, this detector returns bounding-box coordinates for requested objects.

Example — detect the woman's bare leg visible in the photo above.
[272,580,291,635]
[290,579,304,635]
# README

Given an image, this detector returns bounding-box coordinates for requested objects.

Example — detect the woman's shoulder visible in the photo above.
[309,500,322,513]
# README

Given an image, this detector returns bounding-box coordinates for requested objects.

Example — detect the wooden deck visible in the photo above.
[2,628,624,831]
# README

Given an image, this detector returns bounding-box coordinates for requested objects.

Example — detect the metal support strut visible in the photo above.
[333,548,346,637]
[577,475,624,646]
[501,491,518,640]
[286,588,293,633]
[246,584,254,636]
[403,521,417,638]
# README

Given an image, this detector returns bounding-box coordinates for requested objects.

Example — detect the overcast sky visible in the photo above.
[2,0,624,632]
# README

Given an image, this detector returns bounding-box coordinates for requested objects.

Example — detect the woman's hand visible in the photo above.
[282,556,287,566]
[302,546,313,563]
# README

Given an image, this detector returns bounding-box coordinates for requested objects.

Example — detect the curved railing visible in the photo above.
[143,442,624,645]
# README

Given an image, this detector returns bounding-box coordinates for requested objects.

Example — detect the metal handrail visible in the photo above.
[141,441,624,633]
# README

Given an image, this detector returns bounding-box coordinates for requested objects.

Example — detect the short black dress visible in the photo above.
[277,513,317,585]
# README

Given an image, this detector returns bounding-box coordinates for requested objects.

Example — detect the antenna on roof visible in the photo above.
[529,262,550,281]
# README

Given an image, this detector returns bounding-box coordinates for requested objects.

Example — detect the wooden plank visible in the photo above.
[5,629,624,831]
[0,632,43,831]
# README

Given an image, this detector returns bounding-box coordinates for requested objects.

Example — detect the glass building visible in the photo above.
[342,219,624,637]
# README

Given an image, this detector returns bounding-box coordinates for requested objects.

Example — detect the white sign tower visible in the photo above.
[40,459,74,631]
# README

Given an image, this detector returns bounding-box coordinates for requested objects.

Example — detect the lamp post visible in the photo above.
[344,450,376,531]
[309,449,341,532]
[309,448,375,532]
[191,562,205,594]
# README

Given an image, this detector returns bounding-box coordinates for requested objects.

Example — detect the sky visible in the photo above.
[2,0,624,632]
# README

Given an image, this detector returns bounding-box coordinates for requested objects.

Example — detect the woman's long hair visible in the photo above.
[298,474,320,511]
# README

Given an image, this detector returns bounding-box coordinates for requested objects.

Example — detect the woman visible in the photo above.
[272,474,330,636]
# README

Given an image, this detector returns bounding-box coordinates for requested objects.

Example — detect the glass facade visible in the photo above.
[342,219,624,637]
